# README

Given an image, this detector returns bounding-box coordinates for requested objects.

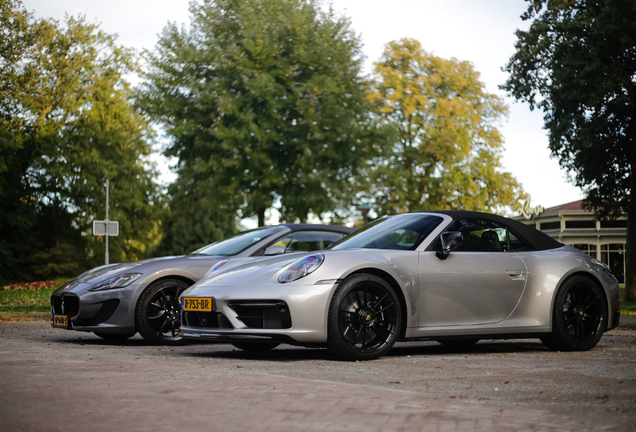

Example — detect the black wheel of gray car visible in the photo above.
[93,331,136,341]
[435,338,480,347]
[231,341,280,352]
[136,278,191,346]
[327,273,402,361]
[540,275,607,351]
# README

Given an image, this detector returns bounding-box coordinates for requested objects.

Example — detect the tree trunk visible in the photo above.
[626,133,636,301]
[257,208,266,227]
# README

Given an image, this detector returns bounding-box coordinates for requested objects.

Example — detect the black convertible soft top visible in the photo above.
[428,210,563,251]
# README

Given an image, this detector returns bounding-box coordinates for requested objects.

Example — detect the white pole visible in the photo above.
[105,179,109,265]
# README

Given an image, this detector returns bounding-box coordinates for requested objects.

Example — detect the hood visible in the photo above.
[183,252,313,295]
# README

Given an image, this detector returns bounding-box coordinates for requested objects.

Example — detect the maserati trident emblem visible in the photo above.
[60,297,65,314]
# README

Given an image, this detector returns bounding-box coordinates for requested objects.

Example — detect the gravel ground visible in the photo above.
[1,319,635,431]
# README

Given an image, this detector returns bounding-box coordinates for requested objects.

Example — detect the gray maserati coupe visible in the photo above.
[50,223,354,345]
[179,211,621,360]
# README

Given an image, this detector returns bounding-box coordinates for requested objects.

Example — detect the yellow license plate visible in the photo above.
[182,297,213,312]
[52,315,68,327]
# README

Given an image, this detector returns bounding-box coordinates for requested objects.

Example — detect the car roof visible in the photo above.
[425,210,563,251]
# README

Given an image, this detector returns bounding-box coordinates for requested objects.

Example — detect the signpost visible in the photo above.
[92,179,119,265]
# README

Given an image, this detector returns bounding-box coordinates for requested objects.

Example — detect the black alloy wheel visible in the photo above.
[136,279,191,346]
[327,273,402,361]
[541,275,607,351]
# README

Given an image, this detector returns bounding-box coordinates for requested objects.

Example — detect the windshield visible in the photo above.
[329,214,443,251]
[192,227,285,256]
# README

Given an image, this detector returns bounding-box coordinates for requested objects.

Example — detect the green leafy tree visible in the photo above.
[139,0,386,227]
[152,174,238,256]
[366,38,525,216]
[0,1,163,282]
[501,0,635,299]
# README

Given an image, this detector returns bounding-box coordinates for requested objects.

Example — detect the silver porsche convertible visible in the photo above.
[180,212,621,360]
[50,223,354,345]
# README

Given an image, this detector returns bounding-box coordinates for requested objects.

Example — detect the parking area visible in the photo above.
[1,321,635,431]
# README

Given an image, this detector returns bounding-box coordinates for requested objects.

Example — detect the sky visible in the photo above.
[21,0,584,225]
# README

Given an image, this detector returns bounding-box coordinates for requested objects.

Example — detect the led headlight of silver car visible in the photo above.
[278,254,324,283]
[87,273,142,291]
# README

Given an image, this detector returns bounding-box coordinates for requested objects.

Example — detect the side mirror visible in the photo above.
[264,245,285,256]
[435,231,463,260]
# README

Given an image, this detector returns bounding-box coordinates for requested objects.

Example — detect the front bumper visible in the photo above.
[180,282,336,344]
[50,284,139,333]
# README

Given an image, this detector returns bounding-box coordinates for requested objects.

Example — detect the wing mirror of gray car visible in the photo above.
[436,231,463,260]
[264,245,286,256]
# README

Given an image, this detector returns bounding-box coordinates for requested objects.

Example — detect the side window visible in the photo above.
[432,219,517,252]
[508,231,531,252]
[266,231,345,253]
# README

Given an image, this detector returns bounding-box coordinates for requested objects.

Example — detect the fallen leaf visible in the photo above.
[596,394,610,399]
[501,381,510,384]
[608,407,619,412]
[500,355,506,358]
[236,365,244,369]
[436,366,444,369]
[449,396,456,398]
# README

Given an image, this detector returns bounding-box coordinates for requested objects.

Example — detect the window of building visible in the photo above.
[540,221,561,231]
[564,220,596,229]
[570,243,597,257]
[601,244,626,284]
[600,219,627,229]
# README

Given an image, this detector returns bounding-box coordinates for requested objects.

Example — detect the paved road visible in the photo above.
[1,322,635,431]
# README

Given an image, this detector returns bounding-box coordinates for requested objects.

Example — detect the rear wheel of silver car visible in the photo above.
[540,275,607,351]
[327,273,401,361]
[231,341,280,352]
[136,279,191,346]
[94,331,136,341]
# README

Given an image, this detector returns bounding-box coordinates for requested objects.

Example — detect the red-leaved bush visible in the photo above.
[0,281,67,291]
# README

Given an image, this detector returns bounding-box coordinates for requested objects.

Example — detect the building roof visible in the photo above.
[544,200,585,212]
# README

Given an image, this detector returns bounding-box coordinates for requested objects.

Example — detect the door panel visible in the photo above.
[418,251,527,327]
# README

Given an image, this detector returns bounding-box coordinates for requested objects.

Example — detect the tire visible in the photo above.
[436,338,480,347]
[94,331,136,341]
[540,275,607,351]
[327,273,402,361]
[136,278,191,346]
[231,341,280,352]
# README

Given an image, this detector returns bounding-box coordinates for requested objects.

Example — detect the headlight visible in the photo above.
[278,254,324,283]
[88,273,142,291]
[205,260,229,278]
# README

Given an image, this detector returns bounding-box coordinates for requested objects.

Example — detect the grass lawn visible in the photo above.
[620,299,636,315]
[0,279,69,313]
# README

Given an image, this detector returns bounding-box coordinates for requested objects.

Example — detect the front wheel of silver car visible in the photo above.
[327,273,402,361]
[540,275,607,351]
[136,279,191,346]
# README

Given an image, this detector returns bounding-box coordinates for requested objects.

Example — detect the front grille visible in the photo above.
[51,294,80,318]
[73,299,120,326]
[183,311,233,329]
[228,300,292,329]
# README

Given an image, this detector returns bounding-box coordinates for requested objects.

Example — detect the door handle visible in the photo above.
[505,270,525,280]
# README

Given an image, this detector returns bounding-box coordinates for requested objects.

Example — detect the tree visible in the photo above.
[0,1,163,283]
[365,38,525,216]
[139,0,387,227]
[501,0,635,299]
[152,174,238,256]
